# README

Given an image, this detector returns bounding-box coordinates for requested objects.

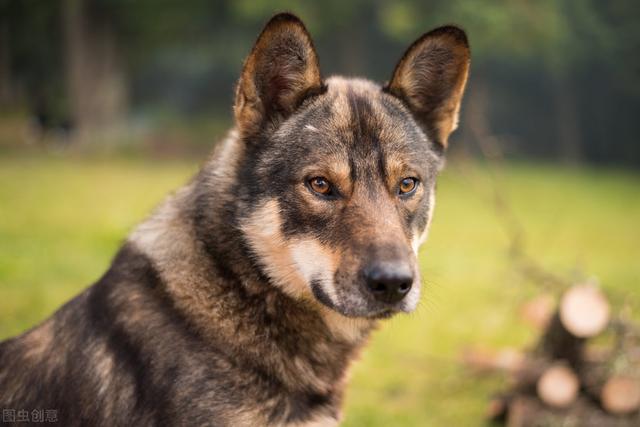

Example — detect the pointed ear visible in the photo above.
[234,13,324,137]
[384,26,470,148]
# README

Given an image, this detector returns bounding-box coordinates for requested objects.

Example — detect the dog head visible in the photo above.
[237,13,470,319]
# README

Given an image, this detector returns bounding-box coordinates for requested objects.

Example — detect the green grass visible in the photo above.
[1,154,638,426]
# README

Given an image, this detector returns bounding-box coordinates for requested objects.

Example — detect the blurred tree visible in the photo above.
[0,3,12,106]
[63,0,127,140]
[0,0,65,116]
[1,0,638,163]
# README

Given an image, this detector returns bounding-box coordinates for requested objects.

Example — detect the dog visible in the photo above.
[0,13,469,426]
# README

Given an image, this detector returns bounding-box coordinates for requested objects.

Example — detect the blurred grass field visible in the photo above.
[0,153,638,426]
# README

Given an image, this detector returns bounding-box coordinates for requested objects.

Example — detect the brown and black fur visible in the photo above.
[0,13,470,426]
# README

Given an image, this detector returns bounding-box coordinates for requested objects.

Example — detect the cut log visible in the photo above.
[501,395,640,427]
[483,282,640,425]
[536,362,579,408]
[538,284,610,368]
[560,283,610,338]
[600,375,640,415]
[539,312,585,368]
[520,294,555,330]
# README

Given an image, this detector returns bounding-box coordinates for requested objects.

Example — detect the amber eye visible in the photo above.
[308,177,332,196]
[398,177,418,195]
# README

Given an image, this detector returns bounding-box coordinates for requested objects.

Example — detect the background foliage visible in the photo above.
[1,0,639,163]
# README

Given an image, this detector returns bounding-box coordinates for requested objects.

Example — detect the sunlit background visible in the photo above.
[1,1,639,425]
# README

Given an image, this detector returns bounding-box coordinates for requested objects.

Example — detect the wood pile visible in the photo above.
[462,281,640,426]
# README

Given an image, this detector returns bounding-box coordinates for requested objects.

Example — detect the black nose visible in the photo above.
[364,263,414,304]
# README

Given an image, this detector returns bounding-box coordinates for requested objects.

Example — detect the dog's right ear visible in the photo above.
[234,13,324,138]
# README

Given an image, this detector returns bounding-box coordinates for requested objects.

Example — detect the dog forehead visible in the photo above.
[291,77,427,153]
[322,76,416,141]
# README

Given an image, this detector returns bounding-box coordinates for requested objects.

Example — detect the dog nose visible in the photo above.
[364,263,413,304]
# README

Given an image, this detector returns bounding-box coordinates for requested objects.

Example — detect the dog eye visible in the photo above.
[398,177,418,195]
[308,177,333,196]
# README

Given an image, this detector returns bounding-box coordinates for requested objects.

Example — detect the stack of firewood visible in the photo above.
[462,281,640,426]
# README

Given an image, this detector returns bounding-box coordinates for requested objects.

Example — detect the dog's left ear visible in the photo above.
[385,26,470,149]
[234,13,323,137]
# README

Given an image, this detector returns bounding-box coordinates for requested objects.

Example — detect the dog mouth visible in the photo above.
[310,277,418,319]
[310,282,404,319]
